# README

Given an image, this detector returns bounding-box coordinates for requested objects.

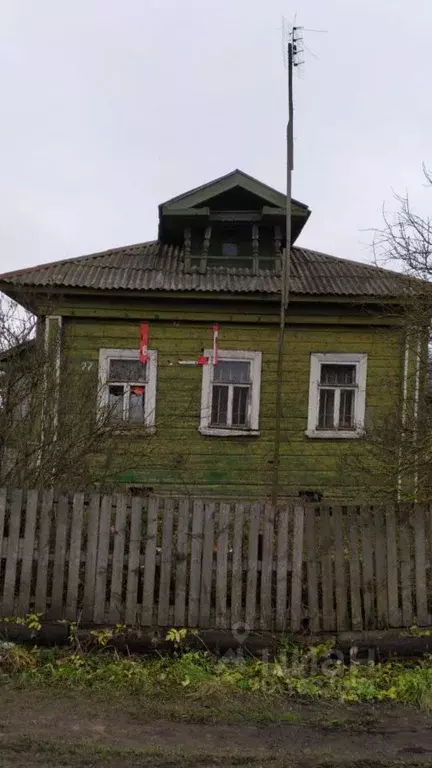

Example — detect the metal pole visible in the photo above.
[271,39,294,506]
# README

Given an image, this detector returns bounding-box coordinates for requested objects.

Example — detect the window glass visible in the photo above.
[129,387,146,423]
[232,386,248,426]
[339,389,355,429]
[211,385,229,425]
[108,385,125,421]
[109,359,147,383]
[318,389,335,429]
[320,364,356,386]
[222,243,238,258]
[214,360,250,384]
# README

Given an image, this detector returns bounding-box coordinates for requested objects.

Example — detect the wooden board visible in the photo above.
[188,500,204,627]
[260,504,274,630]
[290,505,304,632]
[125,497,143,626]
[17,490,38,616]
[2,489,23,615]
[386,508,400,627]
[216,502,230,629]
[65,492,84,621]
[174,499,189,627]
[360,507,375,629]
[199,502,215,628]
[35,490,54,614]
[230,503,244,629]
[50,494,69,619]
[333,506,348,632]
[399,505,413,627]
[348,511,362,631]
[93,495,112,624]
[304,506,319,633]
[374,511,388,629]
[82,494,101,622]
[245,503,261,631]
[320,507,335,631]
[414,506,429,626]
[109,495,127,624]
[141,497,159,626]
[158,499,174,627]
[276,506,290,632]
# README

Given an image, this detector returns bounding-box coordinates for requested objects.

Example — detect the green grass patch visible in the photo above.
[1,640,432,713]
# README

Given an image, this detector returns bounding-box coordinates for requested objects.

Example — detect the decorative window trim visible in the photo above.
[199,349,262,437]
[305,352,367,439]
[98,348,157,432]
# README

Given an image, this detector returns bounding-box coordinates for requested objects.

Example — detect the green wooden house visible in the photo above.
[0,170,420,500]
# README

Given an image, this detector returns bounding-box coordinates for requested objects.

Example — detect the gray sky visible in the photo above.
[1,0,431,273]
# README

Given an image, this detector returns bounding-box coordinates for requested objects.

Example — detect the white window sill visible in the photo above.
[305,429,364,440]
[199,426,260,438]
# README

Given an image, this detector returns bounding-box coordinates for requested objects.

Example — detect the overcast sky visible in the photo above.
[1,0,431,273]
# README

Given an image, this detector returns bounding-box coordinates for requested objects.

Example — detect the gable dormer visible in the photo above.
[158,170,310,273]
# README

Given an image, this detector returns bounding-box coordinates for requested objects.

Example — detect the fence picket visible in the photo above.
[291,505,304,632]
[188,501,204,627]
[158,499,174,627]
[260,504,274,630]
[360,507,375,629]
[399,505,413,627]
[199,502,215,628]
[348,511,362,631]
[93,495,112,624]
[386,508,400,627]
[174,499,189,627]
[65,492,84,621]
[50,494,69,619]
[414,506,429,626]
[320,507,334,631]
[230,503,244,629]
[2,489,23,615]
[82,494,101,622]
[333,506,348,632]
[35,490,53,614]
[109,495,127,624]
[125,496,143,626]
[17,490,38,616]
[245,503,261,631]
[374,510,388,629]
[276,506,289,632]
[216,502,230,629]
[304,506,319,633]
[142,497,159,626]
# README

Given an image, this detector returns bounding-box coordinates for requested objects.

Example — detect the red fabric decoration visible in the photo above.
[139,322,149,363]
[196,354,209,366]
[132,386,144,396]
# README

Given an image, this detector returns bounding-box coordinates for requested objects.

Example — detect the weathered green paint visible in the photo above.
[58,295,407,501]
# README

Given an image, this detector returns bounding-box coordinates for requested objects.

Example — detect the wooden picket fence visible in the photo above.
[0,488,431,632]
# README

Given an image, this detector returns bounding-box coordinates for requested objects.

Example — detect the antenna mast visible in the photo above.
[271,26,302,506]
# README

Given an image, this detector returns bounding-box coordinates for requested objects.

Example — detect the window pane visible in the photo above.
[222,242,238,257]
[214,360,250,384]
[109,359,147,383]
[339,389,355,429]
[129,386,145,424]
[232,386,249,427]
[108,385,125,421]
[318,389,335,429]
[320,364,356,386]
[211,385,228,425]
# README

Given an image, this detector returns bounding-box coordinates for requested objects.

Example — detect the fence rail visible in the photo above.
[0,488,431,632]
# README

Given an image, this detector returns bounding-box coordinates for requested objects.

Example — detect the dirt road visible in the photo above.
[1,687,432,766]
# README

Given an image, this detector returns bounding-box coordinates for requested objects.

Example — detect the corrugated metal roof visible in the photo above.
[0,241,417,298]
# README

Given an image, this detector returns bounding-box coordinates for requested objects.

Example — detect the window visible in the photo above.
[200,350,262,436]
[306,353,367,438]
[222,242,238,258]
[98,349,157,429]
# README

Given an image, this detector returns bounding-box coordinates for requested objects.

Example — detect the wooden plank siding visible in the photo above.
[60,312,404,500]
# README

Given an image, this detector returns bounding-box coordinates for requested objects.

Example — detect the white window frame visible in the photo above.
[98,348,157,431]
[306,353,367,439]
[199,349,262,437]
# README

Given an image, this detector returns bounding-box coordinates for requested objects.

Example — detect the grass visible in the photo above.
[1,638,432,713]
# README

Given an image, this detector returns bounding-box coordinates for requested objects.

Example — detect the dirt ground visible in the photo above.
[1,687,432,767]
